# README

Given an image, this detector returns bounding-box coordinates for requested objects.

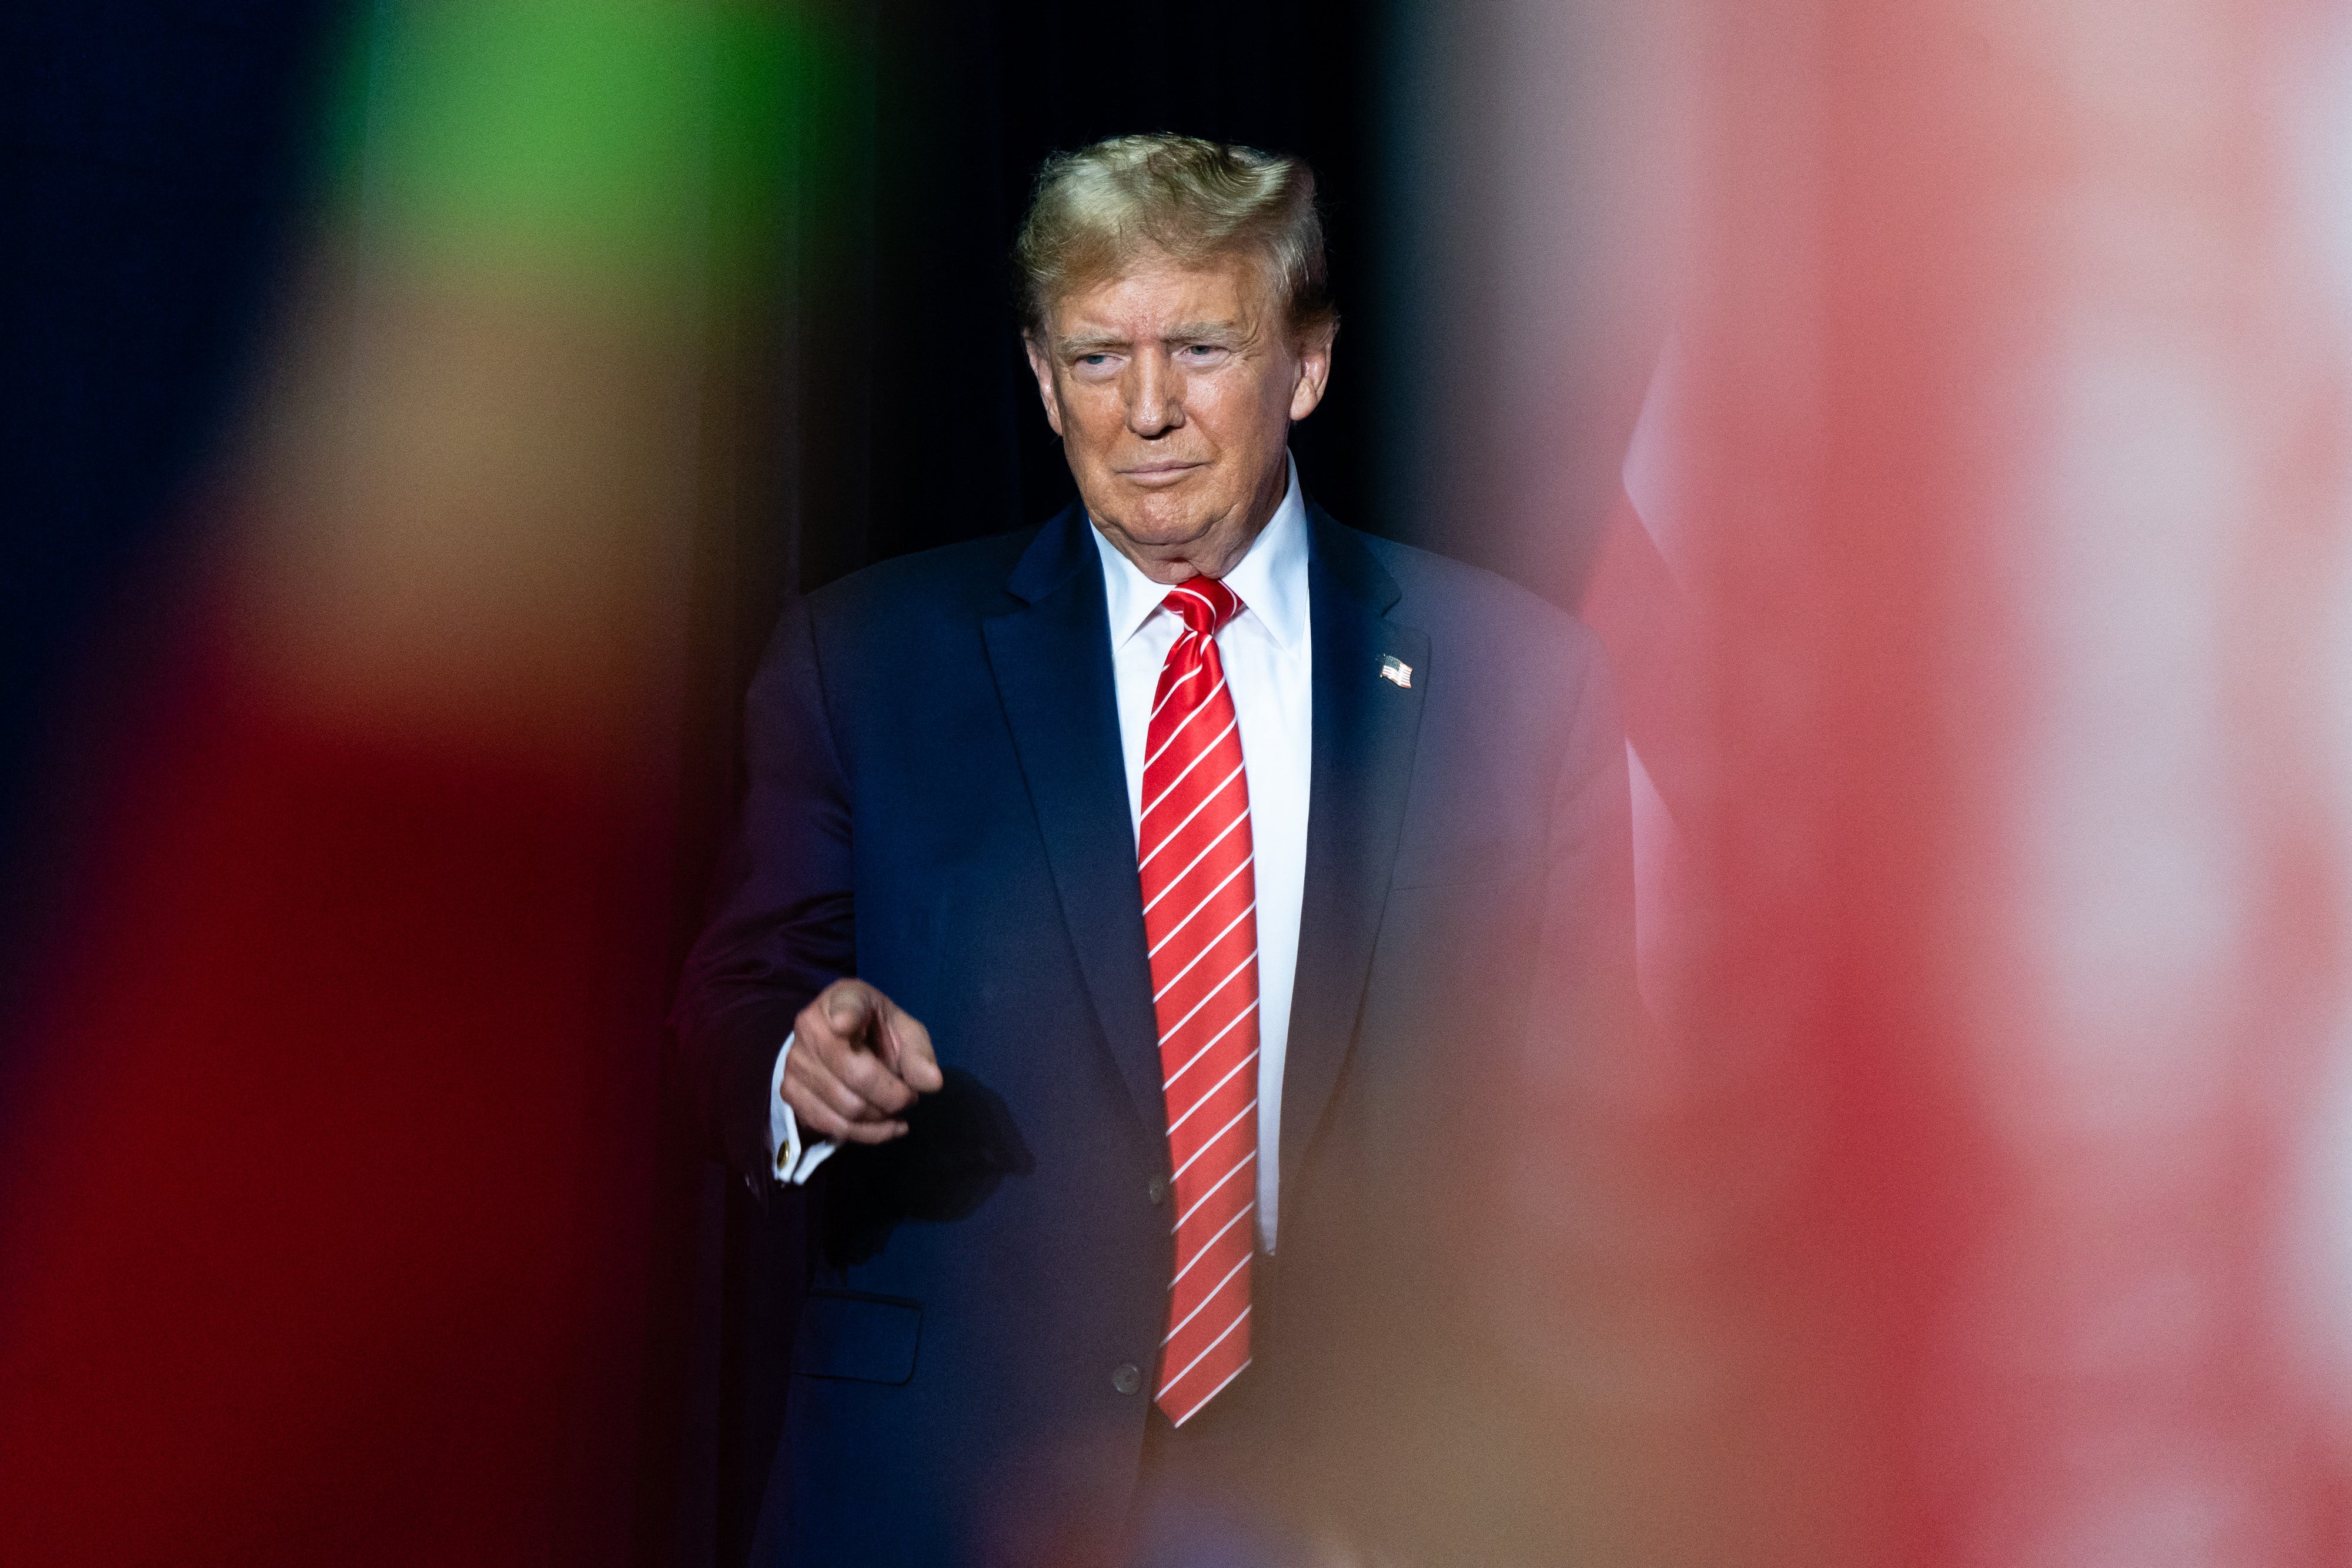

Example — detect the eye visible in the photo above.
[1078,353,1110,367]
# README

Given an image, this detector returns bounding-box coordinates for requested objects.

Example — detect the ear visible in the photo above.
[1023,336,1065,438]
[1288,321,1337,422]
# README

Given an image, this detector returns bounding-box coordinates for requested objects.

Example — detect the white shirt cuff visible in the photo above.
[767,1031,840,1184]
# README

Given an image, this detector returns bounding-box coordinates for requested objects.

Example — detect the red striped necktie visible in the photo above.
[1138,577,1258,1427]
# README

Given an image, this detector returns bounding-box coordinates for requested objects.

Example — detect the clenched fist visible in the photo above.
[781,979,943,1144]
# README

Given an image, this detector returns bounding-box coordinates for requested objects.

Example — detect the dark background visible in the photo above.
[1,0,347,1005]
[2,3,1403,1562]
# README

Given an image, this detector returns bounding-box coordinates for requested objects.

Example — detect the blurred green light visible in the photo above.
[335,0,833,292]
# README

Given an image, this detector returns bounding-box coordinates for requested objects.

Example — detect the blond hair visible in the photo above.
[1014,133,1335,343]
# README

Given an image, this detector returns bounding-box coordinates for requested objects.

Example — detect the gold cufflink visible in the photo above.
[1379,655,1412,688]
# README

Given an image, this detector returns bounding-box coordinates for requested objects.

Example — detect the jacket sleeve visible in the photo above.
[667,596,856,1183]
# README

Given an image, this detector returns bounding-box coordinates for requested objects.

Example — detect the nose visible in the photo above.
[1124,347,1182,439]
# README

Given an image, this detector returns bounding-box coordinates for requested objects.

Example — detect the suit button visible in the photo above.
[1112,1363,1143,1396]
[1147,1176,1170,1206]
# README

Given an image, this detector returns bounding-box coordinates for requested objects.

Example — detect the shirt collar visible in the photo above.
[1089,453,1309,652]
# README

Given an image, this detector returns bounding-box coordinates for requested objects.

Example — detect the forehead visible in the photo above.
[1048,250,1270,338]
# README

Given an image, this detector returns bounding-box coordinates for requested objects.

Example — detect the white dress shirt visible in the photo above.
[769,459,1314,1254]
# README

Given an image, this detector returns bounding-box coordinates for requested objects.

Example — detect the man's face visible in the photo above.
[1025,251,1332,584]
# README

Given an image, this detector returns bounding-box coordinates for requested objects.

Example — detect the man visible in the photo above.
[671,133,1637,1564]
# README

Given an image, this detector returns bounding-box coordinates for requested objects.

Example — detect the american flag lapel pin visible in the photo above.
[1379,654,1412,689]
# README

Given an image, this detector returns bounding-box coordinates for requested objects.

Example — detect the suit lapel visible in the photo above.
[981,505,1166,1138]
[1282,508,1428,1190]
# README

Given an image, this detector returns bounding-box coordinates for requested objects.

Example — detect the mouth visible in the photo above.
[1118,462,1206,489]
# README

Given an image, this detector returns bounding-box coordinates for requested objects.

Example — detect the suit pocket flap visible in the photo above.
[792,1288,922,1384]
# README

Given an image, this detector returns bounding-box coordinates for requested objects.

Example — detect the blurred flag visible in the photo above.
[1582,339,1700,1013]
[1541,2,2352,1563]
[0,5,814,1562]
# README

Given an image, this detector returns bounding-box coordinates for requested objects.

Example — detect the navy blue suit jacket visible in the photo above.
[670,502,1636,1564]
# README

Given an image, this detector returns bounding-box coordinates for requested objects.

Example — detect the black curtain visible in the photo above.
[648,6,1393,1563]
